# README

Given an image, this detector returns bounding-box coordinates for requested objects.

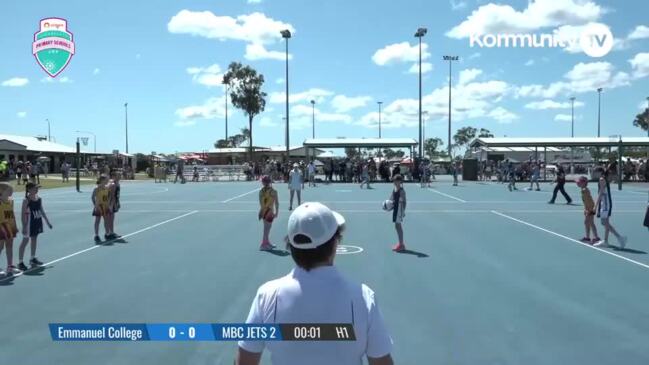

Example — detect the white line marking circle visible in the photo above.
[336,245,364,255]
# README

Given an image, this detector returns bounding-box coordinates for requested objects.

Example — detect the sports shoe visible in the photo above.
[618,236,627,249]
[591,237,602,244]
[0,269,5,277]
[18,262,29,271]
[7,265,21,274]
[30,257,44,266]
[392,243,406,252]
[259,243,275,251]
[94,236,102,244]
[594,241,610,248]
[548,201,555,204]
[580,237,591,243]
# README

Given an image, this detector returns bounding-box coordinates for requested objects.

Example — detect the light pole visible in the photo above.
[124,102,129,154]
[377,101,383,138]
[281,29,291,162]
[45,119,51,141]
[414,27,427,159]
[443,55,459,158]
[76,130,96,153]
[310,100,315,139]
[597,88,602,137]
[570,96,576,173]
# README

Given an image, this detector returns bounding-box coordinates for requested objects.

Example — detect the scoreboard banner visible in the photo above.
[49,323,356,342]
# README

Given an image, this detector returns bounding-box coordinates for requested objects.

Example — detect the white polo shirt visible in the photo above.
[239,266,393,365]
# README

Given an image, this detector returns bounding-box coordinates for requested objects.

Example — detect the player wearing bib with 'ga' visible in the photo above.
[0,182,20,276]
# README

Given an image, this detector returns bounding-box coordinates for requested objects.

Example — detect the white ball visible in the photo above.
[382,200,394,211]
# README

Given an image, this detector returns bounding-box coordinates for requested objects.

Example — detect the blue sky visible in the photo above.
[1,0,648,154]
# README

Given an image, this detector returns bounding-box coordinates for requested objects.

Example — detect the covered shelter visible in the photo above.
[302,138,419,161]
[470,137,649,189]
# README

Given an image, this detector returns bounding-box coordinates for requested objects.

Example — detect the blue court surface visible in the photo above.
[1,179,648,365]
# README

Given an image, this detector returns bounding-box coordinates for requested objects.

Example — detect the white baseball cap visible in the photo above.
[287,202,345,250]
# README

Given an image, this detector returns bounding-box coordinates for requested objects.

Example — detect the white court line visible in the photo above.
[426,189,467,203]
[120,188,169,196]
[47,209,646,214]
[221,188,260,203]
[490,210,649,271]
[0,210,199,283]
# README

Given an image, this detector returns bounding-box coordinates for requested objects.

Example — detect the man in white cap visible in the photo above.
[288,163,304,211]
[236,202,394,365]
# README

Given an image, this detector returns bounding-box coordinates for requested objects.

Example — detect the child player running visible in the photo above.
[18,182,52,271]
[391,175,407,252]
[91,175,113,244]
[576,176,600,244]
[594,169,627,248]
[0,182,20,276]
[258,175,279,251]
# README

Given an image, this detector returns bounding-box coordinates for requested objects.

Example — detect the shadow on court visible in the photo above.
[613,247,647,255]
[396,249,429,258]
[22,266,47,277]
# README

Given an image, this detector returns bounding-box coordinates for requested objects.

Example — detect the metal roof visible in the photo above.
[303,138,418,148]
[0,134,76,153]
[470,137,649,148]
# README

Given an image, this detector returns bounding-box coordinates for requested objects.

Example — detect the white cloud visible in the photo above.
[186,63,224,87]
[174,120,197,127]
[628,25,649,40]
[516,62,631,99]
[269,88,334,104]
[524,99,584,110]
[554,113,577,122]
[17,112,27,118]
[467,52,481,60]
[245,43,290,61]
[524,59,535,66]
[275,78,285,84]
[629,52,649,79]
[259,117,278,127]
[331,95,372,113]
[136,54,141,60]
[41,76,72,84]
[407,62,433,74]
[639,100,649,111]
[458,68,482,85]
[372,42,430,65]
[450,0,467,11]
[175,96,226,120]
[248,0,263,3]
[446,0,604,39]
[93,68,100,75]
[488,107,518,124]
[168,10,294,61]
[2,77,29,87]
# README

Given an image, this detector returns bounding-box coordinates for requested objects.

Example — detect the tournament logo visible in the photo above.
[32,18,75,77]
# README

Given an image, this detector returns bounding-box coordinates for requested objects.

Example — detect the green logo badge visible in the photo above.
[32,18,75,77]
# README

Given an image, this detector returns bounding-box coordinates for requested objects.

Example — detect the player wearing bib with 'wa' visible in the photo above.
[0,182,20,276]
[259,176,279,251]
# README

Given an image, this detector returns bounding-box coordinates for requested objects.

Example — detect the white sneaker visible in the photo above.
[0,269,5,277]
[594,241,610,248]
[618,236,627,249]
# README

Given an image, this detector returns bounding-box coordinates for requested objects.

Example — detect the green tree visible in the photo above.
[633,108,649,134]
[478,128,494,138]
[345,147,360,159]
[452,126,477,157]
[215,139,230,148]
[423,137,444,158]
[223,62,267,161]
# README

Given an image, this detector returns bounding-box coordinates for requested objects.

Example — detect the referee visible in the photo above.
[236,202,394,365]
